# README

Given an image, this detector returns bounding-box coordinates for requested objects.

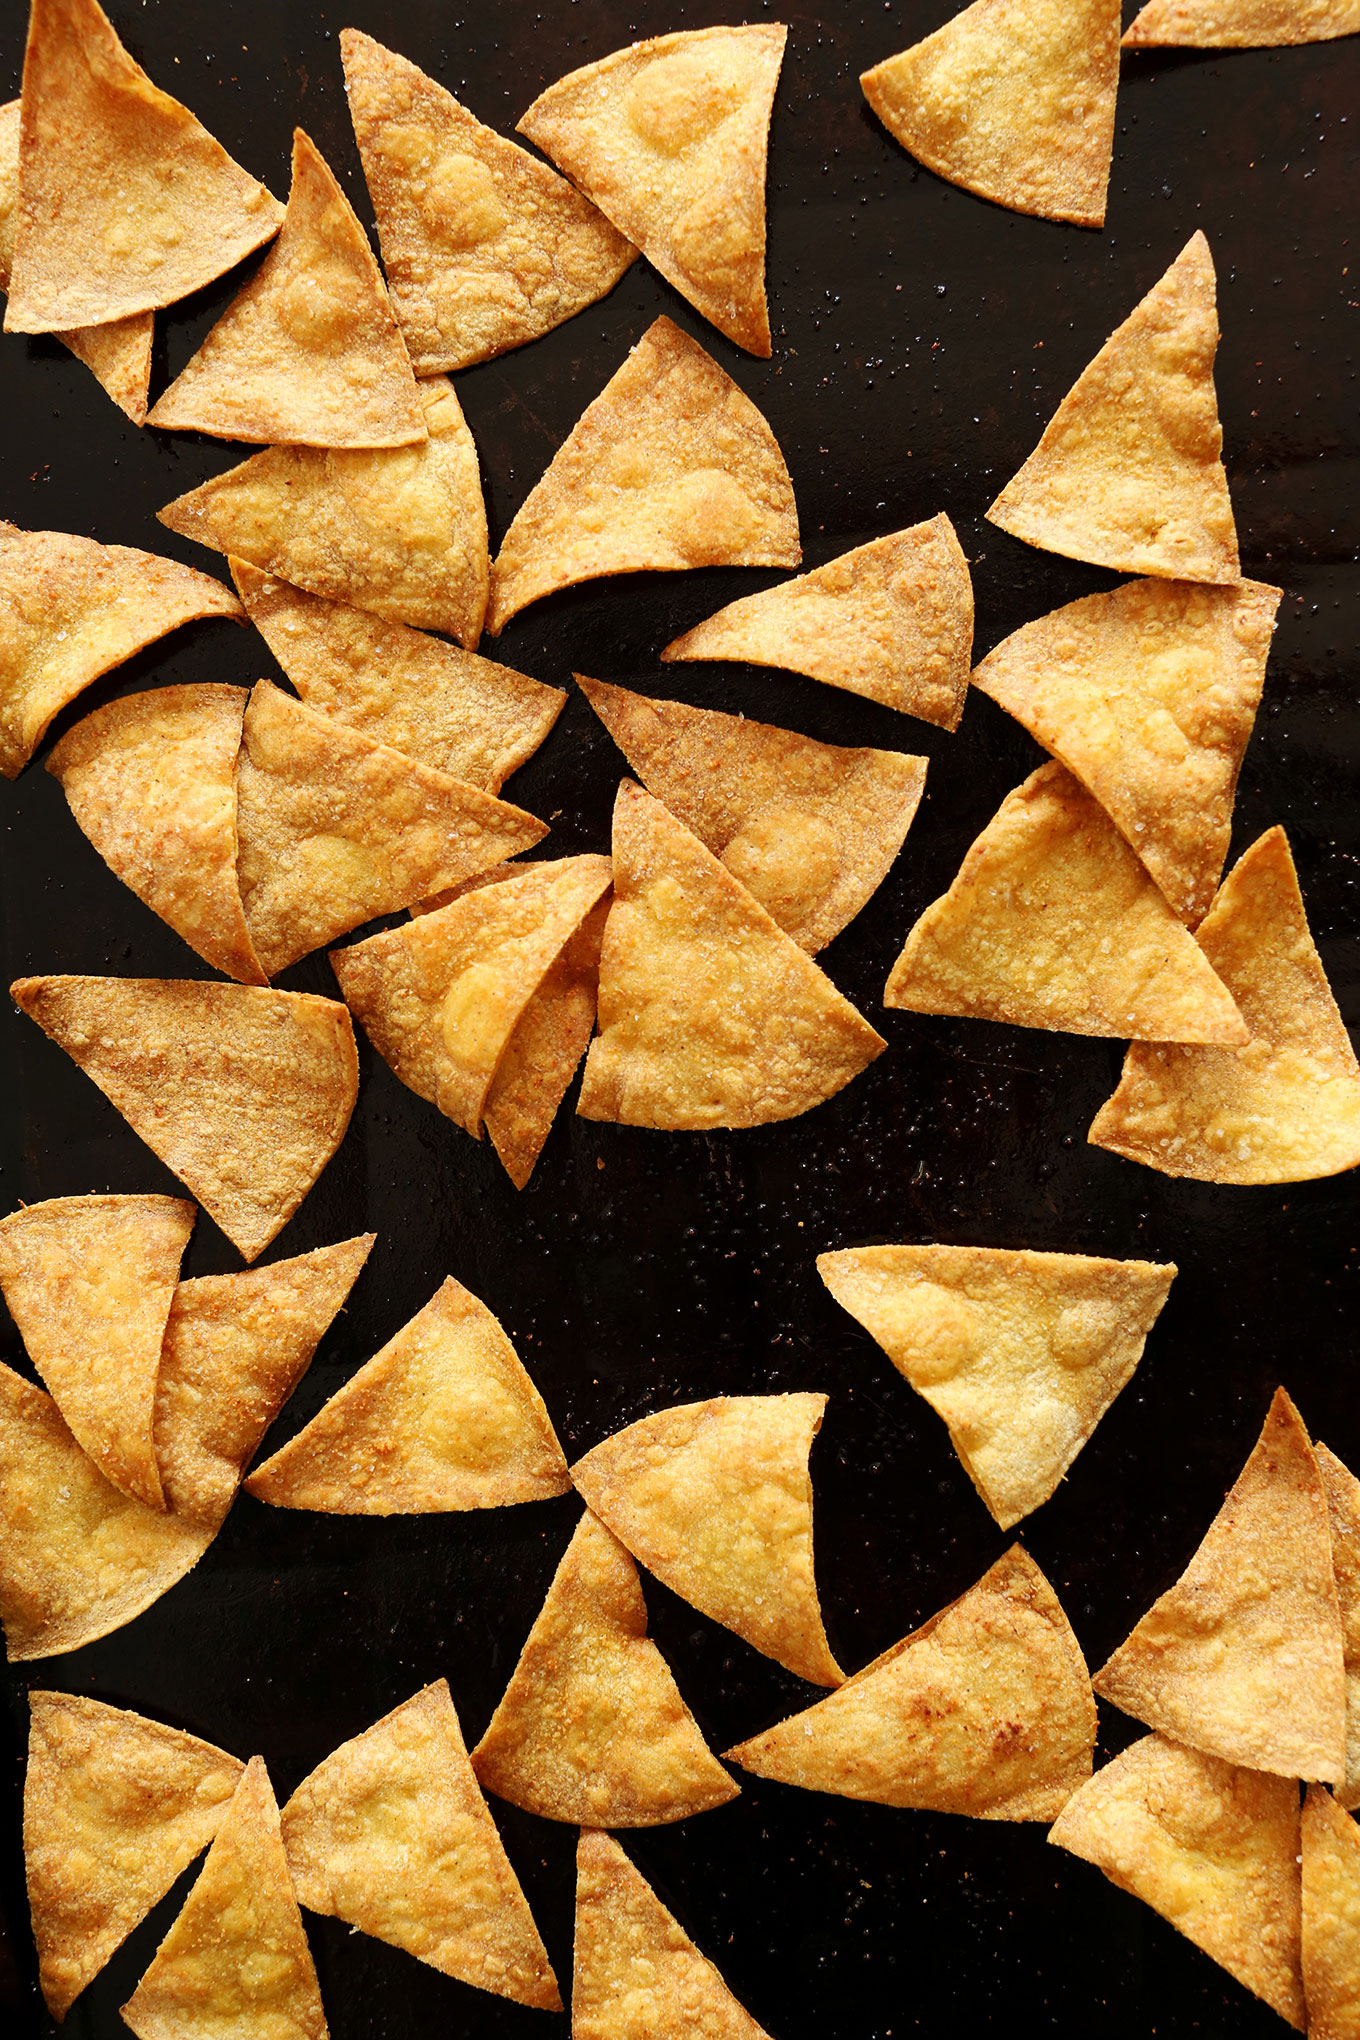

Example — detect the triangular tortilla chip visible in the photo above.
[572,1392,842,1687]
[5,0,282,332]
[972,577,1281,924]
[1049,1733,1305,2027]
[579,675,927,953]
[1089,827,1360,1182]
[158,376,488,648]
[817,1244,1176,1529]
[470,1510,738,1826]
[726,1546,1094,1818]
[483,892,608,1187]
[578,783,886,1128]
[486,316,799,634]
[1319,1446,1360,1811]
[121,1757,326,2040]
[1094,1387,1346,1780]
[25,1691,244,2021]
[1303,1786,1360,2039]
[574,1829,773,2040]
[340,30,638,375]
[1124,0,1360,46]
[10,976,358,1262]
[518,25,786,356]
[861,0,1119,227]
[48,684,265,985]
[0,523,242,780]
[280,1680,560,2008]
[661,516,974,731]
[987,233,1241,581]
[0,1192,194,1509]
[884,761,1248,1042]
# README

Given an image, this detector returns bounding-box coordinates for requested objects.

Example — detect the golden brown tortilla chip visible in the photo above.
[1089,827,1360,1183]
[884,761,1248,1042]
[10,975,358,1263]
[1124,0,1360,45]
[25,1691,243,2022]
[988,233,1241,581]
[484,893,608,1188]
[971,577,1281,924]
[159,376,489,648]
[486,316,799,633]
[579,675,927,952]
[280,1680,560,2009]
[817,1244,1175,1530]
[471,1510,738,1826]
[1319,1446,1360,1812]
[1302,1786,1360,2040]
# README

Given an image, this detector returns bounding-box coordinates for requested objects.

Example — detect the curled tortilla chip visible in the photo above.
[1124,0,1360,44]
[1319,1445,1360,1811]
[486,316,799,634]
[1303,1786,1360,2040]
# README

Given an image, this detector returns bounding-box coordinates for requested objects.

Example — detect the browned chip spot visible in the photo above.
[1319,1446,1360,1812]
[1124,0,1360,45]
[1302,1785,1360,2039]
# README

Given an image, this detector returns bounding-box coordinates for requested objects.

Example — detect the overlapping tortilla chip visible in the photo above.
[1124,0,1360,45]
[486,316,799,633]
[884,761,1248,1042]
[483,893,608,1187]
[1319,1446,1360,1811]
[579,675,927,952]
[988,233,1241,581]
[1089,828,1360,1182]
[817,1245,1176,1529]
[10,976,358,1262]
[25,1691,243,2021]
[470,1510,738,1826]
[1302,1786,1360,2039]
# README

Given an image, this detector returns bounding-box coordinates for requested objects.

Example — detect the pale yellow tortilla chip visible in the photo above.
[884,761,1248,1042]
[1094,1387,1346,1780]
[341,30,638,374]
[0,1193,194,1510]
[486,316,800,633]
[10,975,359,1263]
[1125,0,1360,45]
[972,577,1281,925]
[1049,1733,1305,2028]
[280,1680,560,2009]
[1319,1446,1360,1811]
[579,675,927,953]
[25,1691,243,2021]
[470,1510,738,1826]
[1302,1786,1360,2040]
[661,516,974,730]
[518,25,786,356]
[5,0,283,332]
[988,233,1241,581]
[817,1244,1176,1529]
[158,376,489,648]
[484,893,608,1187]
[1089,827,1360,1183]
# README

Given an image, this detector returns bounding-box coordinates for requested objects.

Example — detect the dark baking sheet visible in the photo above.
[2,3,1358,2034]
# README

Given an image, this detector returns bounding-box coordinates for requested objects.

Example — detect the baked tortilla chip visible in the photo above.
[25,1691,243,2022]
[817,1244,1175,1529]
[1125,0,1360,45]
[483,892,607,1187]
[1319,1446,1360,1811]
[159,376,488,648]
[471,1510,738,1826]
[988,233,1240,581]
[10,975,358,1262]
[1303,1786,1360,2039]
[486,316,799,633]
[579,675,927,953]
[0,1192,194,1509]
[884,761,1248,1042]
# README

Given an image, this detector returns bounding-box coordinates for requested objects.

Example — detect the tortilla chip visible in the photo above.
[1303,1786,1360,2040]
[988,233,1241,581]
[817,1245,1175,1529]
[518,25,786,357]
[1124,0,1360,46]
[579,675,927,953]
[158,376,489,648]
[486,316,800,634]
[10,976,358,1263]
[1094,1387,1346,1780]
[1319,1446,1360,1811]
[48,684,265,986]
[470,1510,738,1826]
[121,1757,326,2040]
[484,893,608,1187]
[0,1193,194,1510]
[661,517,974,731]
[154,1235,374,1530]
[884,761,1248,1042]
[971,577,1281,925]
[25,1691,243,2021]
[5,0,282,332]
[280,1680,560,2009]
[0,522,242,780]
[1089,827,1360,1183]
